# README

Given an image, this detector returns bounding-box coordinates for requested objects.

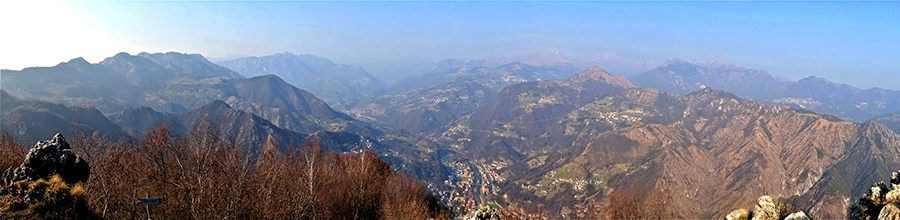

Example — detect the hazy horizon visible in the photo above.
[1,1,897,89]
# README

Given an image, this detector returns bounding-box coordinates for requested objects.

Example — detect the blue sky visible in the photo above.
[1,1,898,89]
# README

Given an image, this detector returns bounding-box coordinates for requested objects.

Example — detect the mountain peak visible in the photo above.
[66,57,90,65]
[662,57,692,66]
[62,57,93,71]
[113,52,132,58]
[798,75,829,83]
[137,51,243,79]
[198,100,232,111]
[166,51,198,57]
[697,60,743,70]
[139,51,206,60]
[518,50,578,66]
[267,52,301,60]
[566,66,634,88]
[103,52,147,64]
[438,58,462,65]
[587,66,607,73]
[686,87,742,101]
[293,53,338,72]
[276,51,295,56]
[249,74,289,85]
[591,52,626,62]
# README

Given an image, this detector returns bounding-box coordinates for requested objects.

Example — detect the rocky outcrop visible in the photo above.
[464,206,500,220]
[784,211,810,220]
[0,134,100,219]
[751,196,778,220]
[879,203,900,220]
[725,196,809,220]
[2,133,90,186]
[893,172,900,192]
[848,170,900,220]
[726,209,750,220]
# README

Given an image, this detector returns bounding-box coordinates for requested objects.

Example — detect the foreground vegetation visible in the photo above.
[0,122,821,219]
[0,123,449,219]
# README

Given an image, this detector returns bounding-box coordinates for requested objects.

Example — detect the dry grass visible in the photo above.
[0,175,99,220]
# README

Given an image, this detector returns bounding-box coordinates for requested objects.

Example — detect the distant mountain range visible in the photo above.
[2,52,378,136]
[392,60,579,92]
[215,52,388,110]
[352,60,580,134]
[351,77,495,134]
[1,52,244,113]
[112,100,300,150]
[872,113,900,135]
[468,50,661,76]
[1,90,127,145]
[630,58,900,122]
[585,52,660,76]
[1,51,897,218]
[136,52,244,79]
[474,50,579,68]
[0,53,443,189]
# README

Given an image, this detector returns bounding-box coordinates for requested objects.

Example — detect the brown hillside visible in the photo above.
[433,67,900,218]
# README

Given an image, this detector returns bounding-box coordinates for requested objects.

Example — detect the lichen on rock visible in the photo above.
[0,133,98,219]
[751,196,778,220]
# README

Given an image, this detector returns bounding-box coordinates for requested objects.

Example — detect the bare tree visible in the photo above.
[3,124,450,220]
[0,131,25,173]
[603,185,680,219]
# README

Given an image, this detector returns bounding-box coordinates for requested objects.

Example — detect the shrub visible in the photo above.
[603,185,680,219]
[2,124,450,219]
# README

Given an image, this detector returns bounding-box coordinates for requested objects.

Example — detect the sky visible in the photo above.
[1,1,898,89]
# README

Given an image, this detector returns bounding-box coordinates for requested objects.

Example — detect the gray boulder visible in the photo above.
[2,133,91,186]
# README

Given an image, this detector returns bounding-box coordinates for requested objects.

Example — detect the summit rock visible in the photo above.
[2,134,90,186]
